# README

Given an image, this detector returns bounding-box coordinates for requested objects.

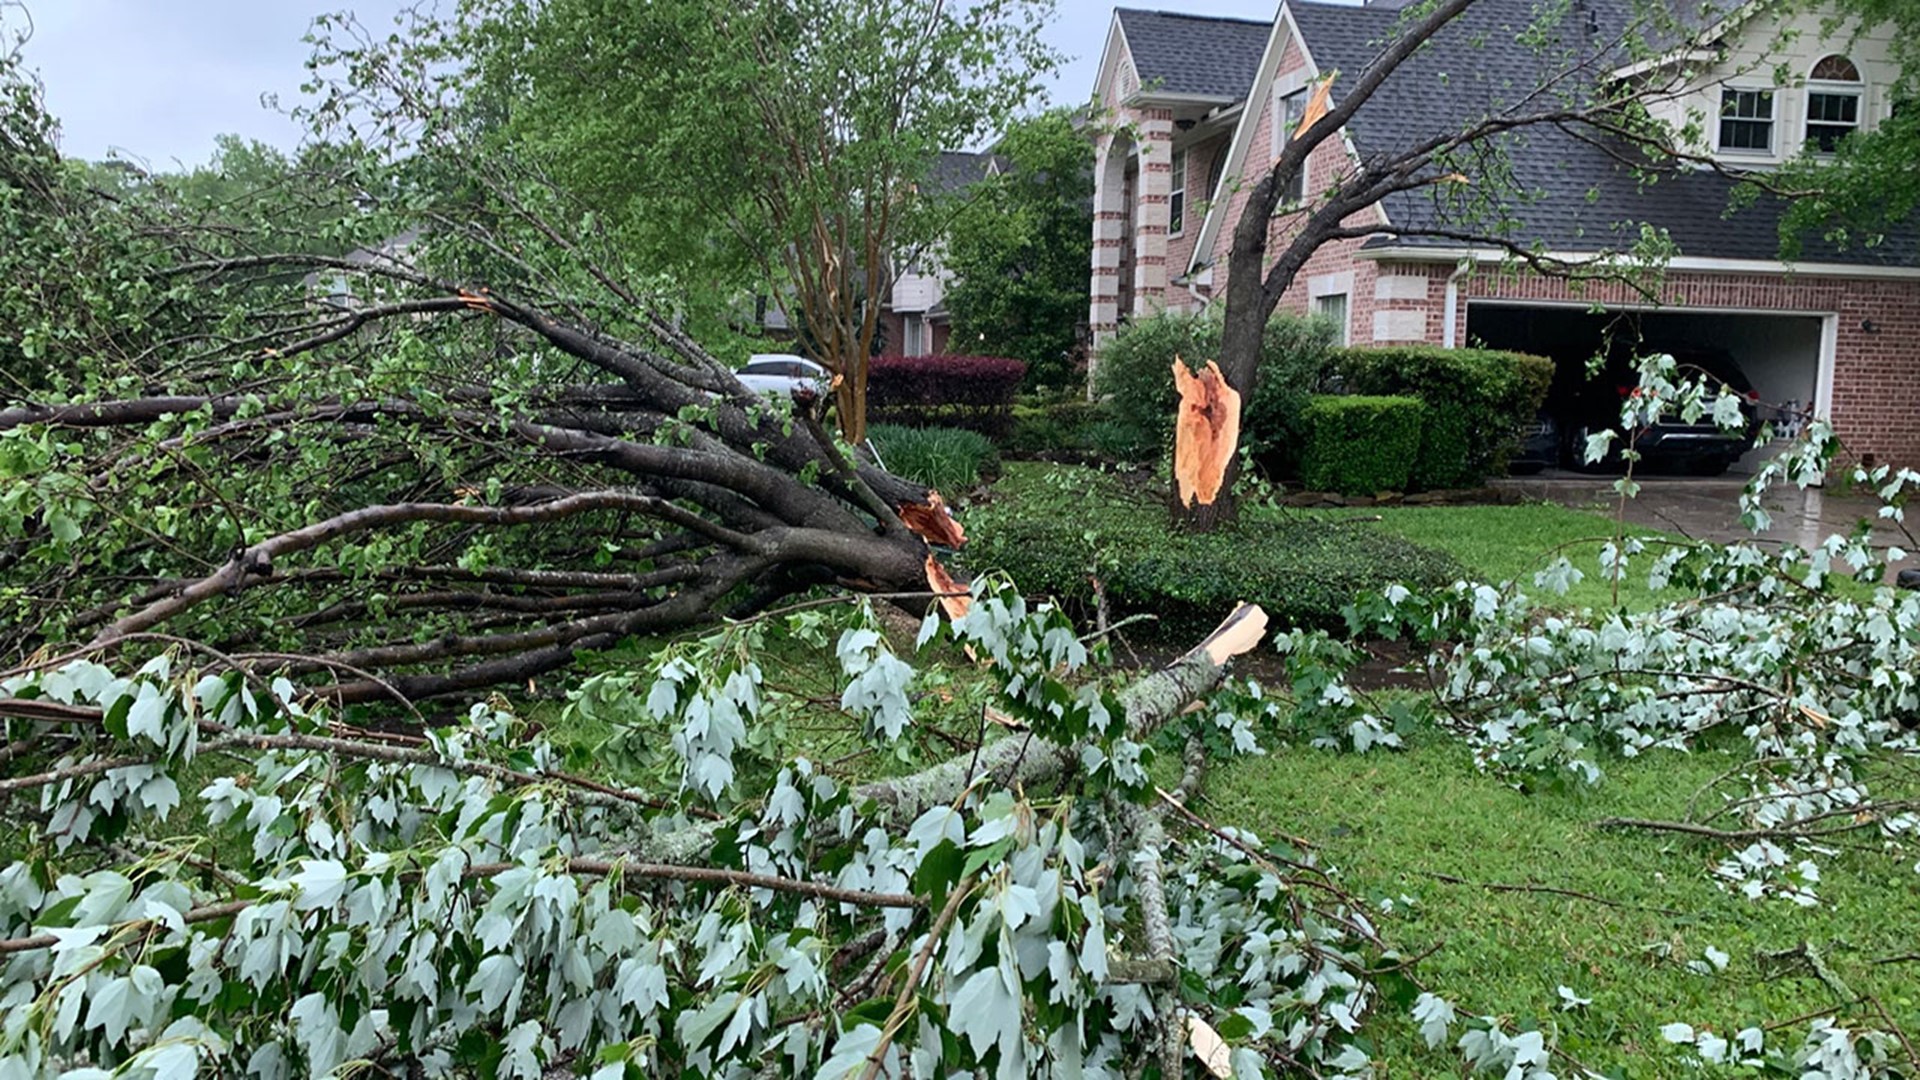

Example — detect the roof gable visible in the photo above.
[1112,9,1271,101]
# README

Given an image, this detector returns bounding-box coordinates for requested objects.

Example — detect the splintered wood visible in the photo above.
[923,554,971,622]
[1171,358,1241,508]
[1196,602,1268,666]
[899,490,967,548]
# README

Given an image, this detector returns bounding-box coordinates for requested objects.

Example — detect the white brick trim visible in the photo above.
[1307,271,1353,299]
[1374,274,1428,301]
[1372,309,1426,342]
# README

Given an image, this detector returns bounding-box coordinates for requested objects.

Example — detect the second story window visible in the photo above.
[1718,88,1775,152]
[1281,88,1308,202]
[1169,146,1187,235]
[1806,55,1863,154]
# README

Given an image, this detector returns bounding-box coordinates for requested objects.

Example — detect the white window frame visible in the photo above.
[1168,146,1187,236]
[1312,292,1351,346]
[1307,272,1353,346]
[1278,89,1309,203]
[902,314,926,355]
[1717,85,1776,155]
[1804,55,1863,156]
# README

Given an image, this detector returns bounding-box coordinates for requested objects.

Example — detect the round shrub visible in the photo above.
[868,423,1000,494]
[964,464,1464,638]
[1090,310,1339,469]
[1299,395,1427,496]
[1336,346,1553,490]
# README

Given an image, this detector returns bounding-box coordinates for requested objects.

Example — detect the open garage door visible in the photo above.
[1466,303,1826,474]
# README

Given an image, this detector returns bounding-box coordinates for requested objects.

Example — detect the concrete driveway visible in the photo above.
[1493,470,1919,582]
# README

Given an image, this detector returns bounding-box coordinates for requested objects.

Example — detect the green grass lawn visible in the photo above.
[529,467,1911,1076]
[1302,502,1682,611]
[957,463,1917,1074]
[1206,732,1920,1076]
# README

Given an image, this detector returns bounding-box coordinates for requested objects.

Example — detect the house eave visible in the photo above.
[1357,243,1920,280]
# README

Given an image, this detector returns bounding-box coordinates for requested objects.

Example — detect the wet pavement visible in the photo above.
[1492,470,1919,582]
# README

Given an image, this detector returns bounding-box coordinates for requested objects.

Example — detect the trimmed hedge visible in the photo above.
[1091,310,1339,469]
[868,424,1000,494]
[867,354,1027,436]
[1335,346,1553,490]
[1299,395,1426,496]
[1006,399,1113,457]
[965,464,1464,638]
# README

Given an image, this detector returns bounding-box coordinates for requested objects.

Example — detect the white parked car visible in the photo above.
[735,354,827,398]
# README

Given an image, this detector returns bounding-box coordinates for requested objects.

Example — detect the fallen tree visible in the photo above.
[0,273,963,700]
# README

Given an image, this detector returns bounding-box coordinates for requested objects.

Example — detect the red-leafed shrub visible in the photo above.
[866,354,1027,436]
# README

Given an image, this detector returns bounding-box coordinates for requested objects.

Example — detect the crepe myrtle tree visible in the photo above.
[1192,0,1699,527]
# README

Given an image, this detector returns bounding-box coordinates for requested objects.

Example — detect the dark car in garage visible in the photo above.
[1548,346,1759,475]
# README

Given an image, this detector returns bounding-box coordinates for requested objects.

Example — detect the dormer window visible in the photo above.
[1718,88,1775,151]
[1805,55,1862,154]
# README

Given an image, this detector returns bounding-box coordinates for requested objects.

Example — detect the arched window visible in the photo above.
[1806,54,1863,154]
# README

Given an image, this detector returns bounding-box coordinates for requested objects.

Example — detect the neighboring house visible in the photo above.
[881,149,1006,356]
[306,228,423,308]
[1090,1,1920,467]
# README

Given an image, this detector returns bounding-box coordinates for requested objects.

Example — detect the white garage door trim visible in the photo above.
[1462,299,1838,423]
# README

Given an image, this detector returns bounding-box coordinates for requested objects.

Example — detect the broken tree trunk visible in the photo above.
[1171,358,1243,531]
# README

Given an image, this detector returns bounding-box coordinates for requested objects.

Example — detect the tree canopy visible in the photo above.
[414,0,1062,438]
[943,109,1093,389]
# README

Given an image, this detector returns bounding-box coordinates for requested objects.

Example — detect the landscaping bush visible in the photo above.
[866,354,1027,436]
[1299,395,1426,495]
[998,399,1128,457]
[1091,310,1339,469]
[868,423,1000,493]
[965,463,1464,637]
[1336,345,1553,489]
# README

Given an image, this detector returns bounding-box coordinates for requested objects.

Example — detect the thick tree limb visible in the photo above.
[644,603,1270,864]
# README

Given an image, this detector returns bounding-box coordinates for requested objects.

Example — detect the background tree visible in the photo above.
[436,0,1060,440]
[944,109,1093,389]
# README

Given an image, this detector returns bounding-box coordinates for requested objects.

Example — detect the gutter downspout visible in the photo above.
[1441,257,1473,349]
[1178,261,1213,311]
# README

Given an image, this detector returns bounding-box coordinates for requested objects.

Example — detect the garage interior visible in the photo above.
[1466,304,1825,473]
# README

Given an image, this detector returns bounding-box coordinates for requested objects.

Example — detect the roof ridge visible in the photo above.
[1114,7,1272,26]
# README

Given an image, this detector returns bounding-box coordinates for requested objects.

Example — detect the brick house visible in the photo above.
[1089,0,1920,467]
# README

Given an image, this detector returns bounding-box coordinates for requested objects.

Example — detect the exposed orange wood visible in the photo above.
[1197,602,1268,666]
[1293,76,1334,143]
[1171,358,1241,508]
[924,554,971,622]
[899,490,966,548]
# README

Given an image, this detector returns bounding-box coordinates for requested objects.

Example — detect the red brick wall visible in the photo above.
[1166,133,1231,302]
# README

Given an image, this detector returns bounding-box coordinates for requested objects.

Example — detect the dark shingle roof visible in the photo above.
[1284,0,1920,267]
[923,150,1006,197]
[1115,9,1271,100]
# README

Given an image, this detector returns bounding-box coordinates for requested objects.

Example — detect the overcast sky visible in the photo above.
[17,0,1286,168]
